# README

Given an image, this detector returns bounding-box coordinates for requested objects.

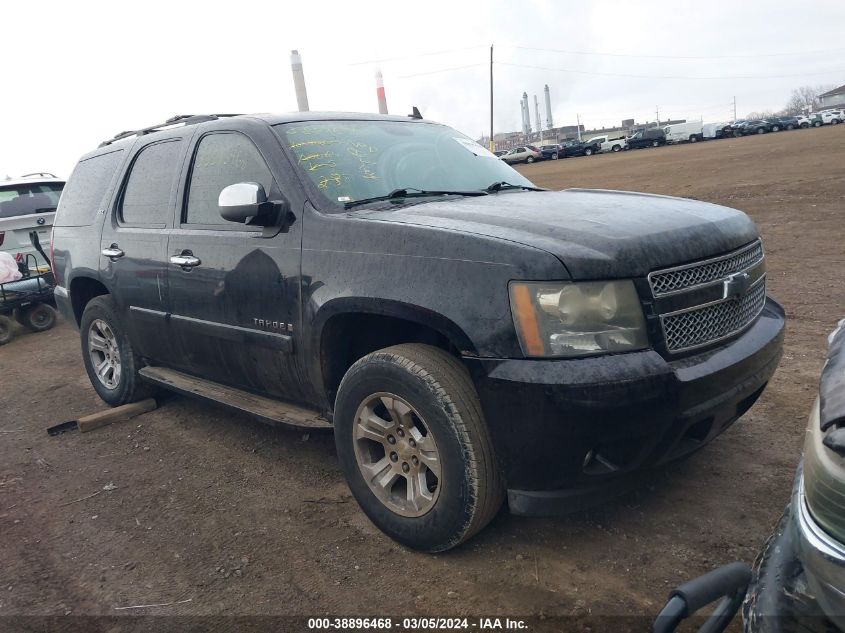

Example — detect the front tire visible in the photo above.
[612,144,621,152]
[584,148,593,156]
[814,120,822,127]
[17,304,56,332]
[80,295,150,406]
[652,140,659,147]
[832,119,841,125]
[334,344,504,552]
[0,315,13,345]
[551,153,558,160]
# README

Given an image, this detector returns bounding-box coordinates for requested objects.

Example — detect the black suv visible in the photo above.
[626,128,666,149]
[53,112,785,552]
[558,139,600,157]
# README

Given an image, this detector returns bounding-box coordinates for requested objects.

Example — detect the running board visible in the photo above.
[138,366,331,430]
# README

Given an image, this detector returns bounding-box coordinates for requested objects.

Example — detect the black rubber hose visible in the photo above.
[669,562,752,615]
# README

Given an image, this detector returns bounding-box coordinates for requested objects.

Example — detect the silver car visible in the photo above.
[0,173,64,268]
[500,145,541,165]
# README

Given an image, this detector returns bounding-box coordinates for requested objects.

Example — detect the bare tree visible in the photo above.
[783,84,837,114]
[746,110,775,119]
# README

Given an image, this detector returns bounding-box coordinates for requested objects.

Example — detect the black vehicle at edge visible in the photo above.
[626,127,667,149]
[558,139,600,157]
[52,112,785,552]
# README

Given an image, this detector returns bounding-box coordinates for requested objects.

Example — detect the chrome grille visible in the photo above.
[649,240,764,297]
[661,277,767,352]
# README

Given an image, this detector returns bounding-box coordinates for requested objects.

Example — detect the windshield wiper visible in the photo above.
[485,181,546,193]
[343,188,487,209]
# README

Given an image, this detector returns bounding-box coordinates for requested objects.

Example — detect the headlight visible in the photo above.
[509,280,648,357]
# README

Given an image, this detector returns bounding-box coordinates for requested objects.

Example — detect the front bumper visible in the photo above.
[465,297,785,515]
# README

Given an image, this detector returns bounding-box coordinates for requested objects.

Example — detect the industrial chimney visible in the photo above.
[375,68,388,115]
[522,92,531,135]
[544,85,553,130]
[534,95,541,140]
[290,50,310,112]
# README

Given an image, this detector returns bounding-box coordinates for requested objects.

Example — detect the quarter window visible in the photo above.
[185,133,274,226]
[120,140,183,225]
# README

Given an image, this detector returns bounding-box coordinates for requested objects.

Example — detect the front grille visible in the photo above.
[661,277,766,352]
[649,240,764,296]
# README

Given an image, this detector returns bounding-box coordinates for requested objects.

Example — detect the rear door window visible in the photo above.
[54,149,124,226]
[120,140,183,227]
[0,182,64,219]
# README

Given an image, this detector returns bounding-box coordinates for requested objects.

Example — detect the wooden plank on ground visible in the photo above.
[77,398,157,433]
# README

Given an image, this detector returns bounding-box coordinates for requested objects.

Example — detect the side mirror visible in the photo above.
[218,182,287,228]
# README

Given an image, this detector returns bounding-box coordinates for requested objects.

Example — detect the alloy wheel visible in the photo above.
[352,392,441,517]
[88,319,122,389]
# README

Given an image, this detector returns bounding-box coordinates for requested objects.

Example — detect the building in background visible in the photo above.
[818,84,845,109]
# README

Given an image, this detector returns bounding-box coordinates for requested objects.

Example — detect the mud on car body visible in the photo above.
[52,112,784,552]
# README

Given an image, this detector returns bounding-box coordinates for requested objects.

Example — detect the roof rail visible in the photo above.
[20,172,58,179]
[99,114,242,147]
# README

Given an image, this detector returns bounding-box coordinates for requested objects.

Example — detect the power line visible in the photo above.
[494,61,845,80]
[347,45,486,67]
[511,44,845,60]
[394,63,486,79]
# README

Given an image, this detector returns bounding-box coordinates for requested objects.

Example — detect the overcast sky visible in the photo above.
[2,0,844,177]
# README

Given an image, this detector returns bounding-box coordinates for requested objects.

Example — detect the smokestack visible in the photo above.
[544,85,553,130]
[534,95,541,139]
[375,68,388,115]
[522,92,531,134]
[290,50,310,112]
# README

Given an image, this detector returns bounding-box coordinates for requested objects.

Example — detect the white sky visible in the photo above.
[2,0,844,178]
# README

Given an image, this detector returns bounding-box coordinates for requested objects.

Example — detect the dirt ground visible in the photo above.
[1,126,843,628]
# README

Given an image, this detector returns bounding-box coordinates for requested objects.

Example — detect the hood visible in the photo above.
[356,189,759,279]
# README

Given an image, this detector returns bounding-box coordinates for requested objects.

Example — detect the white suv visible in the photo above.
[0,173,64,268]
[819,110,843,125]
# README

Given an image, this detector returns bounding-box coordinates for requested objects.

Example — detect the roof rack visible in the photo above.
[99,114,243,147]
[20,172,58,179]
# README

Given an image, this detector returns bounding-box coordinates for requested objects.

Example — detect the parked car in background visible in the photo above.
[664,121,704,143]
[493,150,507,157]
[703,122,732,139]
[0,173,64,270]
[53,111,784,553]
[626,128,666,149]
[585,134,626,153]
[501,145,541,164]
[538,144,561,160]
[818,110,843,125]
[796,114,823,128]
[558,139,600,157]
[734,120,771,136]
[765,116,799,131]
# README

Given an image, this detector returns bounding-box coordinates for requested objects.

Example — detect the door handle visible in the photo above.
[170,253,201,269]
[101,245,125,259]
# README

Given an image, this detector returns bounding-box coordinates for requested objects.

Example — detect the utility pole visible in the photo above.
[576,113,582,141]
[489,45,494,152]
[732,96,737,122]
[655,105,660,127]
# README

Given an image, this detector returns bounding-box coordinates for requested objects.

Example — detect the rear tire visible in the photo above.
[612,144,621,152]
[551,153,558,160]
[0,315,13,345]
[814,121,822,127]
[334,344,504,552]
[771,125,780,132]
[17,304,56,332]
[833,119,841,125]
[787,124,795,130]
[757,128,765,134]
[584,148,593,156]
[80,295,151,407]
[525,156,535,164]
[689,135,697,143]
[652,140,659,147]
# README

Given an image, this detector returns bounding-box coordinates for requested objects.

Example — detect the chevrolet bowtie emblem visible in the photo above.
[723,272,751,299]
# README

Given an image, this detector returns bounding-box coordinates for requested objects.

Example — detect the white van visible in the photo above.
[703,122,731,139]
[663,121,704,144]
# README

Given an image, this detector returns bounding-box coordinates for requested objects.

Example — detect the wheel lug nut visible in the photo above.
[402,462,410,473]
[390,452,398,462]
[412,456,419,466]
[409,439,416,448]
[387,435,396,444]
[396,428,404,437]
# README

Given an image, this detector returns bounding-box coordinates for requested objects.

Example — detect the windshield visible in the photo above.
[275,120,534,208]
[0,182,64,218]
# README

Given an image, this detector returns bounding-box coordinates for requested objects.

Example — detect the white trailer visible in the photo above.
[663,121,704,143]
